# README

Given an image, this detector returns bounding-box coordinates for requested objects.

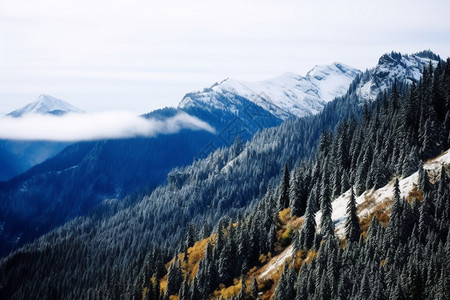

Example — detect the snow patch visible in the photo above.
[258,245,294,280]
[317,148,450,237]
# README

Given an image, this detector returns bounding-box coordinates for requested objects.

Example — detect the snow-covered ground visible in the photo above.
[258,245,294,281]
[356,53,440,101]
[258,149,450,280]
[316,148,450,237]
[179,63,360,120]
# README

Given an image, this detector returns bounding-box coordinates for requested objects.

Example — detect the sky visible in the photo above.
[1,0,449,115]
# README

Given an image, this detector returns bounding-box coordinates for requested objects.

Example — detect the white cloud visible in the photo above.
[0,111,215,141]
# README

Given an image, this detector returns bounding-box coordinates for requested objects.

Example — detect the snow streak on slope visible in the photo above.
[179,63,360,120]
[258,149,450,281]
[258,245,294,281]
[316,148,450,237]
[7,94,85,117]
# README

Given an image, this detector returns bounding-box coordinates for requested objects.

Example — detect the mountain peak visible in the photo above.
[304,62,361,102]
[179,63,361,119]
[355,50,442,101]
[412,49,441,61]
[7,95,84,118]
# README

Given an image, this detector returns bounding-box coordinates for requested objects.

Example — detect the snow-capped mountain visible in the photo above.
[355,50,442,101]
[179,63,361,120]
[0,95,82,181]
[6,94,84,118]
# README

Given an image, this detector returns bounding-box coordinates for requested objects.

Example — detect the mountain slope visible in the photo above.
[354,50,442,101]
[142,59,450,299]
[0,140,69,181]
[0,52,447,299]
[179,63,360,120]
[0,64,360,256]
[0,127,215,257]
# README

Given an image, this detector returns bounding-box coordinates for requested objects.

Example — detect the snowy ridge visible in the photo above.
[7,94,84,118]
[355,51,441,101]
[258,149,450,280]
[179,63,360,120]
[316,148,450,237]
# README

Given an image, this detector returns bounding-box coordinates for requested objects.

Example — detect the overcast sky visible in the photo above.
[1,0,449,114]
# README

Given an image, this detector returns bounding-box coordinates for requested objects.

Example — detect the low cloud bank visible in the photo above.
[0,111,215,141]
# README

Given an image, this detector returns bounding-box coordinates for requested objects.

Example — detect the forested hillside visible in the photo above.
[0,55,448,299]
[139,59,450,300]
[0,51,435,259]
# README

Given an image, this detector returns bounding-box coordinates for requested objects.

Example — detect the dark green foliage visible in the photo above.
[319,168,334,238]
[298,191,317,250]
[251,278,258,299]
[273,264,297,300]
[166,259,182,297]
[292,171,450,300]
[279,164,290,210]
[237,278,246,300]
[345,187,361,243]
[290,168,308,217]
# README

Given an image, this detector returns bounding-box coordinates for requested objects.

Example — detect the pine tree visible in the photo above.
[319,172,334,238]
[356,145,372,194]
[385,178,402,251]
[190,278,199,300]
[418,193,435,244]
[251,278,258,299]
[184,224,197,253]
[273,264,296,300]
[299,191,317,250]
[290,169,307,217]
[166,258,182,297]
[218,226,236,286]
[237,278,246,300]
[279,164,290,210]
[418,161,432,195]
[345,187,361,243]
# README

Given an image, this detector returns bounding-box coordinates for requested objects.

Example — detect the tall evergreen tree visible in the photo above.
[320,170,334,238]
[279,164,290,210]
[251,278,258,300]
[165,258,182,297]
[299,191,317,250]
[273,264,296,300]
[345,187,361,243]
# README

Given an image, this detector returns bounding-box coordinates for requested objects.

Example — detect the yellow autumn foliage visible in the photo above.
[305,249,317,264]
[278,208,291,224]
[213,278,242,299]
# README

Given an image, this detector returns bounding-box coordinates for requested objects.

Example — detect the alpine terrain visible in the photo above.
[0,50,449,300]
[0,63,360,257]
